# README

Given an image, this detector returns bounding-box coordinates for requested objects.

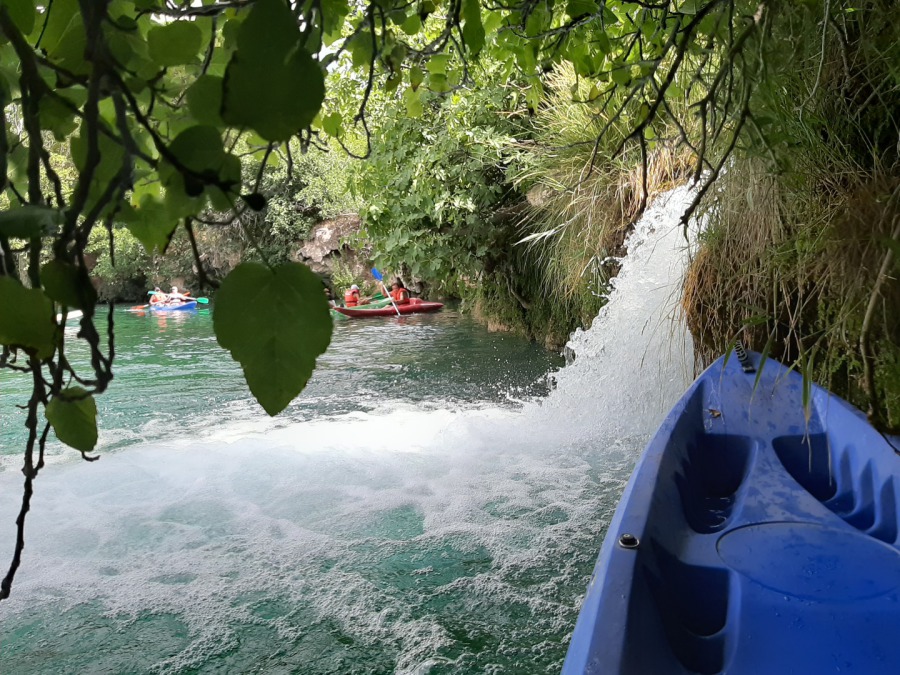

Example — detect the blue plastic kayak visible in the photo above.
[564,349,900,674]
[148,300,197,311]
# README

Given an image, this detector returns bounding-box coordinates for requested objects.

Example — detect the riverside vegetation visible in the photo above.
[0,0,897,600]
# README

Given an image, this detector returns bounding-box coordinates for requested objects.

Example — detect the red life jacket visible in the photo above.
[344,289,360,307]
[390,288,410,305]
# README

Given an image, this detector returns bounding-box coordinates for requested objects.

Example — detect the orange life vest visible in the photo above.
[344,289,360,307]
[390,288,410,305]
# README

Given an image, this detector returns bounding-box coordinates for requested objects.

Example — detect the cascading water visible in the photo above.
[0,187,696,674]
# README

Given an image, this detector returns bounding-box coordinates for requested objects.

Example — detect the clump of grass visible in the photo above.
[682,0,900,429]
[510,65,693,327]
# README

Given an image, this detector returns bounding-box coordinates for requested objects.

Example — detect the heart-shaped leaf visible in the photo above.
[0,277,57,359]
[46,387,98,452]
[213,262,332,415]
[41,259,97,310]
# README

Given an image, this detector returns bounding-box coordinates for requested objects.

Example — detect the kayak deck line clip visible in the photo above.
[618,533,639,549]
[735,341,756,373]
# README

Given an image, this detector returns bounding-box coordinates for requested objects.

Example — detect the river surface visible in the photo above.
[0,188,696,674]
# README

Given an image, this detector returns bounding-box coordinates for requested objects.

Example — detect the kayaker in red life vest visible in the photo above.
[389,281,410,305]
[149,286,167,304]
[344,284,363,307]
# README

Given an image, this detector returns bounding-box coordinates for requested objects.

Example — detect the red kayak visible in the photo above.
[333,297,444,318]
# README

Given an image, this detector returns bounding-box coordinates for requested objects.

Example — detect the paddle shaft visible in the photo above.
[380,282,402,316]
[371,267,401,317]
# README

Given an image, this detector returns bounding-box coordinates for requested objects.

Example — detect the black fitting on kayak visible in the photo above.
[735,341,755,374]
[618,533,639,549]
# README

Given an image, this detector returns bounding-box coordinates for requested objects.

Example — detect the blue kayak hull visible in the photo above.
[564,351,900,674]
[148,300,197,312]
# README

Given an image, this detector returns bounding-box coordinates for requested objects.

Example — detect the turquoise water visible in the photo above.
[1,308,560,460]
[0,188,697,674]
[0,308,631,674]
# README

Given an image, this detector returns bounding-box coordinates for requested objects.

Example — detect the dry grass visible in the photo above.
[512,65,693,312]
[682,158,900,426]
[680,0,900,428]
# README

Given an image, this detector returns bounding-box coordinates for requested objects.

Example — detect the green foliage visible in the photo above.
[41,259,97,310]
[0,205,62,238]
[329,258,358,292]
[0,276,57,360]
[238,142,361,264]
[45,387,98,453]
[682,2,900,431]
[222,0,324,141]
[213,262,333,416]
[355,77,522,289]
[85,226,154,299]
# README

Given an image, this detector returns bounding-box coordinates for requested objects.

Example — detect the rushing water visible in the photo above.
[0,187,696,674]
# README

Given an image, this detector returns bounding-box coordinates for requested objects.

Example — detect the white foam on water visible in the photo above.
[0,187,697,673]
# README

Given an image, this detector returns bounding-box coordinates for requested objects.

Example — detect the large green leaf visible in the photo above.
[5,0,36,35]
[120,196,178,253]
[168,125,225,174]
[41,260,97,310]
[401,14,421,36]
[186,75,224,126]
[566,0,599,17]
[409,66,424,90]
[107,26,152,73]
[461,0,485,55]
[46,387,98,452]
[0,205,62,239]
[404,86,424,117]
[46,11,89,75]
[0,276,57,360]
[39,93,80,140]
[147,21,202,67]
[221,0,324,141]
[322,112,343,138]
[213,262,332,416]
[39,0,78,53]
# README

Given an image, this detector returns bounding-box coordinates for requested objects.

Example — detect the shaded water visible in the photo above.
[0,188,696,673]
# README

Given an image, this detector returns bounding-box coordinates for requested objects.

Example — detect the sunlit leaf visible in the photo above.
[41,260,97,310]
[322,111,343,137]
[428,73,450,93]
[0,277,57,360]
[461,0,485,55]
[221,0,324,141]
[426,54,451,75]
[5,0,35,35]
[213,262,333,416]
[401,14,421,36]
[186,75,225,126]
[148,21,203,66]
[0,205,62,239]
[409,66,424,90]
[46,387,98,452]
[120,197,178,253]
[404,86,424,117]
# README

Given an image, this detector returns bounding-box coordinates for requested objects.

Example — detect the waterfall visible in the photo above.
[537,184,696,436]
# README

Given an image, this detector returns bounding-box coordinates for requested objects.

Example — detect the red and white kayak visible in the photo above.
[332,297,443,318]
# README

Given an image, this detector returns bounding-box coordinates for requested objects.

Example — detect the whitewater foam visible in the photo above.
[0,186,698,674]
